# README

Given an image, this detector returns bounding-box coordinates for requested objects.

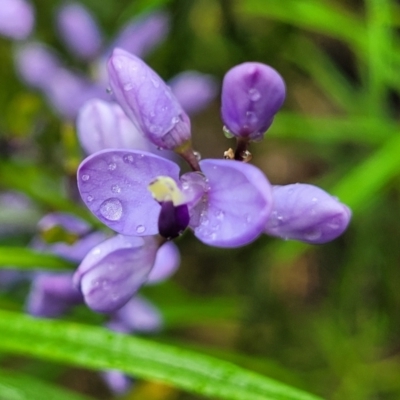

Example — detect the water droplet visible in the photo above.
[81,174,90,182]
[111,184,121,193]
[151,78,160,88]
[312,197,318,202]
[106,87,113,94]
[246,111,258,125]
[216,210,224,221]
[223,125,234,139]
[87,195,94,202]
[92,247,101,255]
[111,293,119,301]
[171,116,180,124]
[123,154,134,164]
[108,162,117,171]
[248,88,261,101]
[304,230,322,241]
[210,232,217,240]
[193,151,201,161]
[99,198,123,221]
[101,279,110,288]
[91,279,100,287]
[123,82,133,91]
[136,225,146,234]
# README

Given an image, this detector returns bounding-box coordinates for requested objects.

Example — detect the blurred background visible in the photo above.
[1,0,400,399]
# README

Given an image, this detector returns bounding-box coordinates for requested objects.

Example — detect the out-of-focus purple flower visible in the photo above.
[56,2,102,60]
[101,370,132,396]
[108,48,191,150]
[77,149,273,248]
[77,99,150,155]
[43,68,109,119]
[169,71,218,115]
[221,62,285,141]
[109,11,169,60]
[26,273,83,318]
[265,184,351,244]
[73,234,160,313]
[0,0,34,40]
[33,212,107,262]
[147,241,180,284]
[14,42,61,90]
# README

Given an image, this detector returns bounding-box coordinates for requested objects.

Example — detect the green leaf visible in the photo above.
[0,247,74,270]
[0,310,323,400]
[0,368,92,400]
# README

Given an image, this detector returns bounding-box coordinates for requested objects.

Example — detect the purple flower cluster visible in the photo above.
[74,49,351,315]
[12,2,217,120]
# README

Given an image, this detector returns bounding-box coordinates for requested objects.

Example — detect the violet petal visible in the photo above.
[147,241,180,284]
[73,235,158,313]
[56,2,102,60]
[77,99,150,155]
[77,149,180,235]
[193,159,273,247]
[0,0,34,40]
[265,184,351,244]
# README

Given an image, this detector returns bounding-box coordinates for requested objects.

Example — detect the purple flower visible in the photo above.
[108,48,191,150]
[77,149,273,247]
[0,0,34,40]
[14,42,61,90]
[221,62,286,141]
[265,184,351,244]
[26,273,83,318]
[77,99,150,155]
[169,71,218,115]
[108,11,169,60]
[56,2,102,60]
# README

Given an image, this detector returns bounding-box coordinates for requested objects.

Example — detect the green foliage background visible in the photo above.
[1,0,400,399]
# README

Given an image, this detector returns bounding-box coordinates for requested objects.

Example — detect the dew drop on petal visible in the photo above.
[171,116,180,124]
[108,162,117,171]
[312,197,318,202]
[136,225,146,234]
[248,88,261,101]
[111,184,121,193]
[123,154,134,164]
[123,82,133,91]
[87,195,94,202]
[81,174,90,182]
[92,247,101,255]
[246,111,258,125]
[99,198,123,221]
[193,151,201,161]
[304,230,322,241]
[223,125,234,139]
[216,210,224,221]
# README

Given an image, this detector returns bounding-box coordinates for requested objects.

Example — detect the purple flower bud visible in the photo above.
[169,71,218,115]
[108,48,191,150]
[26,273,83,318]
[73,235,159,313]
[56,2,102,60]
[110,11,169,59]
[265,184,351,244]
[0,0,34,40]
[221,62,285,141]
[14,42,61,90]
[77,99,151,155]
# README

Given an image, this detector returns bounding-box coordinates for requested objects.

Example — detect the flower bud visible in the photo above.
[265,184,351,244]
[108,48,191,150]
[0,0,34,40]
[221,62,285,141]
[77,99,150,155]
[56,2,102,60]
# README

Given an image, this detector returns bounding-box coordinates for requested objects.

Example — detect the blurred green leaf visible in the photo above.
[0,310,323,400]
[0,247,73,270]
[0,368,92,400]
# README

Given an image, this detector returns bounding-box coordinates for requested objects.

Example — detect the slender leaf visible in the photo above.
[0,247,74,270]
[0,310,323,400]
[0,369,92,400]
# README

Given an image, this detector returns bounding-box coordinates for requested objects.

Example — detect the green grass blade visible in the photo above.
[0,247,74,270]
[0,310,323,400]
[0,369,92,400]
